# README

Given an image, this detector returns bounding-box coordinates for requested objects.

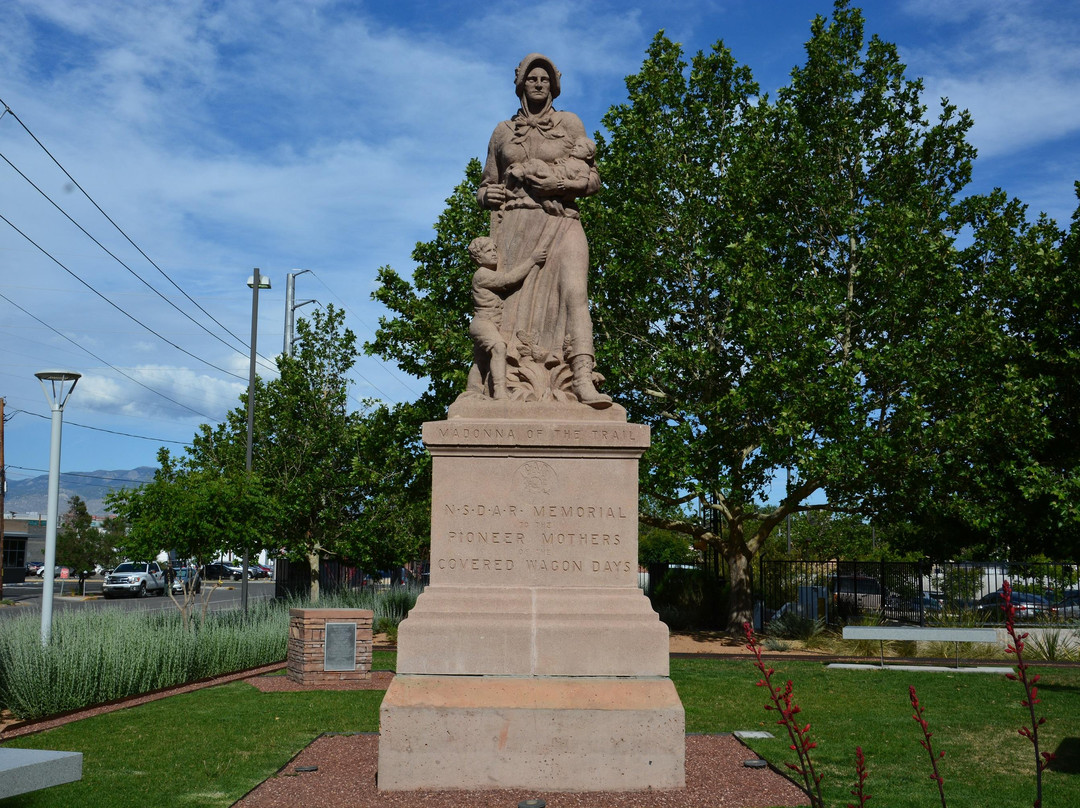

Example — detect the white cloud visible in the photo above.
[76,363,247,421]
[900,0,1080,158]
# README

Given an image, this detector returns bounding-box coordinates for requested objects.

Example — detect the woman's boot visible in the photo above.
[571,355,612,408]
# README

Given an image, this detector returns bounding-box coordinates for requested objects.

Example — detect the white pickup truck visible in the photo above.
[103,561,167,598]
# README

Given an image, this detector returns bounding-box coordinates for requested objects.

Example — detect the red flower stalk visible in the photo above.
[1002,580,1056,808]
[847,745,871,808]
[910,685,947,808]
[744,623,825,808]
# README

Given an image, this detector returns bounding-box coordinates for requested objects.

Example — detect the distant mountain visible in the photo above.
[3,467,156,518]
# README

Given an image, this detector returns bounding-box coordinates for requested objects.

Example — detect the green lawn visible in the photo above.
[673,657,1080,808]
[3,652,1078,807]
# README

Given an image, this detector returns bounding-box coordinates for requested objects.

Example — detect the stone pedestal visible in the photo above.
[287,608,373,685]
[378,406,685,791]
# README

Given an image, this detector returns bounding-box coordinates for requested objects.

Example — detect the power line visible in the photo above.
[0,148,282,374]
[9,409,191,445]
[0,291,217,419]
[6,465,154,487]
[0,212,248,381]
[0,97,256,358]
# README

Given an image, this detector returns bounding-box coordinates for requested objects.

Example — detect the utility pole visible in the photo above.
[283,269,315,358]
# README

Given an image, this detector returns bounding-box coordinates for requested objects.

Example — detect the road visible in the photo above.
[0,577,277,619]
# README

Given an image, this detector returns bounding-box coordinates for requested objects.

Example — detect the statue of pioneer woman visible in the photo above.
[466,53,611,408]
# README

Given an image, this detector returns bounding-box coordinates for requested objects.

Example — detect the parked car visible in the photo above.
[171,567,202,594]
[237,562,270,579]
[976,590,1057,621]
[1054,589,1079,619]
[103,561,167,598]
[829,575,894,613]
[906,592,944,615]
[25,561,44,576]
[202,562,243,581]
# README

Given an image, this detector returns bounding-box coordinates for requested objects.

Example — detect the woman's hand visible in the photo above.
[481,183,508,208]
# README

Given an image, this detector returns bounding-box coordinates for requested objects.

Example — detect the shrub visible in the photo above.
[767,611,825,642]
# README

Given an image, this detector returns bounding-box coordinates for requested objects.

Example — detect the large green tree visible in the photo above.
[585,3,1009,629]
[351,401,432,572]
[368,158,488,405]
[892,187,1080,560]
[364,161,492,573]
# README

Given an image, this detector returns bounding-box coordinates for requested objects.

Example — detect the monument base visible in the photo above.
[378,675,685,791]
[377,414,685,791]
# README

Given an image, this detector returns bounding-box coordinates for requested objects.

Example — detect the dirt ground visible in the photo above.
[668,630,767,655]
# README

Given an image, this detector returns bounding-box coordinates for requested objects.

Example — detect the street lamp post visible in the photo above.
[35,370,81,645]
[284,269,315,358]
[244,269,270,614]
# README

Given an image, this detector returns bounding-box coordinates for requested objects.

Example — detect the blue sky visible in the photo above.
[2,0,1079,508]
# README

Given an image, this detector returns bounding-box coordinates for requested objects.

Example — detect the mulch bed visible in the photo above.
[236,733,810,808]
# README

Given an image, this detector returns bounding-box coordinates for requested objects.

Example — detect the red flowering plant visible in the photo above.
[909,685,947,808]
[744,622,826,808]
[848,746,871,808]
[1002,579,1056,808]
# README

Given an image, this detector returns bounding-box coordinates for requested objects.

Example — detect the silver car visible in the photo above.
[171,567,202,595]
[103,561,167,598]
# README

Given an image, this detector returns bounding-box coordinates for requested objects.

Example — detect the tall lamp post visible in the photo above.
[284,269,315,358]
[243,270,270,613]
[35,370,80,645]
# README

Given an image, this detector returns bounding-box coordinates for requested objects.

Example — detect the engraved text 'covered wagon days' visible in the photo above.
[435,557,634,574]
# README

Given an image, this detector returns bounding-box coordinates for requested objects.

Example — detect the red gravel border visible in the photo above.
[237,732,811,808]
[246,670,395,692]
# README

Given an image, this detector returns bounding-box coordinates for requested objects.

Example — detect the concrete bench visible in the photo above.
[840,625,1001,670]
[0,749,83,799]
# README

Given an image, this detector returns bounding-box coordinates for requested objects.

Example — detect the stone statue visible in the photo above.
[464,53,611,408]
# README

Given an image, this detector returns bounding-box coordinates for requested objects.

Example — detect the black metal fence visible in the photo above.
[274,558,373,598]
[757,558,1079,627]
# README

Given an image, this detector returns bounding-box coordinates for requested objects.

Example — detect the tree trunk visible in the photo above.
[307,552,320,602]
[724,549,754,636]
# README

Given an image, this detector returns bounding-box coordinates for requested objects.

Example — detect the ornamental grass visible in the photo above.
[0,600,288,719]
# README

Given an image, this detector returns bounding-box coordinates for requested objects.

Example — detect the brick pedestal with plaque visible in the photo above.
[287,608,373,685]
[378,405,685,791]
